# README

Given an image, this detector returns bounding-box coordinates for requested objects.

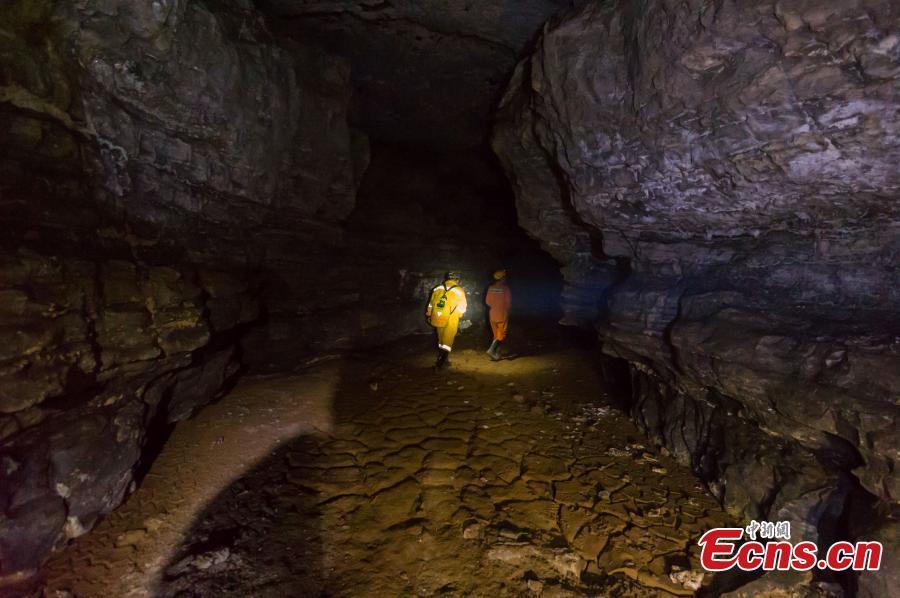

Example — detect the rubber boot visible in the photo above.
[490,341,502,361]
[486,340,499,359]
[434,348,449,371]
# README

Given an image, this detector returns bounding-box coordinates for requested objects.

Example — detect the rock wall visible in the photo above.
[0,0,361,580]
[0,1,563,580]
[493,0,899,592]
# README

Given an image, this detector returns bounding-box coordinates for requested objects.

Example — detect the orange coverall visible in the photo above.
[485,281,511,341]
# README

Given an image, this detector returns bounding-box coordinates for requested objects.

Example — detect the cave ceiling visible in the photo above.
[256,0,572,148]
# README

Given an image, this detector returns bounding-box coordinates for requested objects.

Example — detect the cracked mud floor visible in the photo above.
[40,329,731,597]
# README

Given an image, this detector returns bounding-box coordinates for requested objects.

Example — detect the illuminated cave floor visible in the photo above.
[41,330,731,597]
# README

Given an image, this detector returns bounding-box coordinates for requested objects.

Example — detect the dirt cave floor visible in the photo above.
[38,324,732,597]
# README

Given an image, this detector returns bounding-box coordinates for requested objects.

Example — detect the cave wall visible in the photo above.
[0,0,564,579]
[0,0,362,579]
[493,0,899,593]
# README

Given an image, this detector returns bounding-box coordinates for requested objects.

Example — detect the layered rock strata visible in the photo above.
[493,0,899,593]
[0,0,360,579]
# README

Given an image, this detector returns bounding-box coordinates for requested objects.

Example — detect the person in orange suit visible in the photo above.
[485,269,511,360]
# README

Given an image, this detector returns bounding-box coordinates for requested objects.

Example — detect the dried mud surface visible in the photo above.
[38,331,730,597]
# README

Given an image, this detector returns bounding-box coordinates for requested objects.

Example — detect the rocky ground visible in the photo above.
[33,326,731,597]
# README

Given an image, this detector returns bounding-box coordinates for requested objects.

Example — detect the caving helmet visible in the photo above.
[493,269,507,280]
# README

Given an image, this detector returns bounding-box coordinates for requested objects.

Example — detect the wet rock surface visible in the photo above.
[38,332,731,597]
[492,0,900,590]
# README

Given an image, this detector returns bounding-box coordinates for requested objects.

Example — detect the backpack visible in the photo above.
[429,285,458,327]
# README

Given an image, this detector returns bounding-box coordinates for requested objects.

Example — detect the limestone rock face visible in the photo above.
[497,0,900,240]
[0,0,359,578]
[493,0,900,576]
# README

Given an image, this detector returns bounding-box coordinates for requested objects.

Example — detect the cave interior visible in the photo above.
[1,0,898,596]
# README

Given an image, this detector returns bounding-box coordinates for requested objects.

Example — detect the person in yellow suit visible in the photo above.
[426,271,467,370]
[485,269,511,360]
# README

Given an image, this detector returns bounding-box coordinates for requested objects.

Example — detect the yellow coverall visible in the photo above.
[426,279,467,352]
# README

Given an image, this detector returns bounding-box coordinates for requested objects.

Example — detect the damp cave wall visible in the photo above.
[0,0,558,579]
[0,0,364,577]
[492,1,900,594]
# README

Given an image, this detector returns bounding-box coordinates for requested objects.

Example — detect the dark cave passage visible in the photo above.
[2,1,898,597]
[238,142,565,371]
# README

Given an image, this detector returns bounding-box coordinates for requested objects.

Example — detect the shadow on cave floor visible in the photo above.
[39,321,733,597]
